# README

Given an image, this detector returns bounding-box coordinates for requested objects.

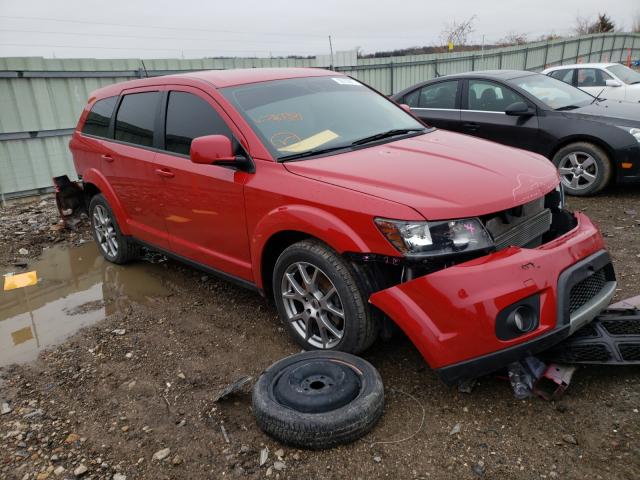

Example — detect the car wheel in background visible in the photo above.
[552,142,612,196]
[89,194,139,264]
[252,351,384,449]
[272,239,379,354]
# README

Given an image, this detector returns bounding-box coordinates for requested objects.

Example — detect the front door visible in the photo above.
[152,87,253,282]
[461,79,540,153]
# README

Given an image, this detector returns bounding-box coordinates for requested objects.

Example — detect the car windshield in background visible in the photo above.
[605,64,640,85]
[513,74,594,110]
[222,76,426,160]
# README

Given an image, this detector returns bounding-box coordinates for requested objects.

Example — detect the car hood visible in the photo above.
[567,100,640,125]
[283,130,559,220]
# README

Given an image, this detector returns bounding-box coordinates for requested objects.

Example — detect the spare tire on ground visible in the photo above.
[252,351,384,449]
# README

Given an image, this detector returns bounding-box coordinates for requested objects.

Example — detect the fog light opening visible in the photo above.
[510,306,537,333]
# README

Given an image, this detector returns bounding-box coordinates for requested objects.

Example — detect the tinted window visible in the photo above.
[418,81,458,108]
[576,68,611,88]
[549,69,574,85]
[82,96,117,138]
[114,92,160,147]
[403,89,420,107]
[468,80,526,112]
[165,91,232,155]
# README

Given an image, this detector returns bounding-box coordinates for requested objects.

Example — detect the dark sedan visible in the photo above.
[392,71,640,195]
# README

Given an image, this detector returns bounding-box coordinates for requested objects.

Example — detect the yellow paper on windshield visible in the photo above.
[3,271,38,291]
[278,130,339,153]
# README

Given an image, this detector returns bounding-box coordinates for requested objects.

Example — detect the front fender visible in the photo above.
[81,168,131,235]
[251,204,377,290]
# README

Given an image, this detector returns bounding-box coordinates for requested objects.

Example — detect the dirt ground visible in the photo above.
[1,188,639,480]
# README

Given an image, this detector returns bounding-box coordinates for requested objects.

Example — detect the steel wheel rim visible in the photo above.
[280,261,345,349]
[93,204,118,258]
[557,151,599,191]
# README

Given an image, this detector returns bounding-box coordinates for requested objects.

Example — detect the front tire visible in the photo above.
[89,194,139,264]
[552,142,612,196]
[272,240,378,354]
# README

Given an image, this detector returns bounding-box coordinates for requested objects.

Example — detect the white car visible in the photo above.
[542,63,640,103]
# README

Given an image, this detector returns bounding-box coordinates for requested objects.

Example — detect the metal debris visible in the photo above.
[212,375,253,402]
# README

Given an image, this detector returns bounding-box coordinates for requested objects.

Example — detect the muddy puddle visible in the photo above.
[1,243,170,367]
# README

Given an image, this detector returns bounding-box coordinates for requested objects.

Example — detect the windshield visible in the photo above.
[221,76,426,160]
[606,64,640,85]
[512,73,594,110]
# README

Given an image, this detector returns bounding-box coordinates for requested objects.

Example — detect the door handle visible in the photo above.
[155,168,175,178]
[464,122,480,130]
[101,154,114,162]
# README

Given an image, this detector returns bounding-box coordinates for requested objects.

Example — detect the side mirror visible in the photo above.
[190,135,234,164]
[505,101,534,116]
[400,103,412,113]
[605,79,622,87]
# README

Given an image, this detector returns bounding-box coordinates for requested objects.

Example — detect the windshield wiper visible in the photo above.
[555,105,581,111]
[350,128,426,146]
[278,144,352,162]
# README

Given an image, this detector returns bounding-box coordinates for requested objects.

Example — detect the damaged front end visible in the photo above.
[53,175,86,229]
[363,189,616,385]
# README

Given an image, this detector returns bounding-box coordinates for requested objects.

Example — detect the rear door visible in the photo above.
[152,86,253,281]
[548,68,575,87]
[460,79,540,153]
[102,88,170,248]
[403,80,463,131]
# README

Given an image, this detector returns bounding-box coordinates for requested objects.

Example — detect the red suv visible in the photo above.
[57,68,616,384]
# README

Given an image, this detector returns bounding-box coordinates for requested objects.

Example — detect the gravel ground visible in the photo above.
[1,188,639,480]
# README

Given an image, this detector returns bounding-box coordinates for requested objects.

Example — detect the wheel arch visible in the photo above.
[252,205,375,298]
[549,135,616,169]
[81,168,131,235]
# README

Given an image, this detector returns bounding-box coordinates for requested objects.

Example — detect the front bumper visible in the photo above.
[369,212,616,384]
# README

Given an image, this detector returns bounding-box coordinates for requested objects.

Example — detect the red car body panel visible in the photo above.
[369,212,604,369]
[66,68,614,381]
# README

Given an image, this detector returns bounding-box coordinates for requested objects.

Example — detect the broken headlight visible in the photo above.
[375,217,494,258]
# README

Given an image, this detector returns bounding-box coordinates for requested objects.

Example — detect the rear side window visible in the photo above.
[549,69,574,85]
[165,91,232,155]
[418,81,459,109]
[82,96,117,138]
[114,92,160,147]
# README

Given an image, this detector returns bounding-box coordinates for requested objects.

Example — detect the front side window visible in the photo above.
[512,74,593,110]
[468,80,526,112]
[114,92,160,147]
[418,81,458,109]
[605,64,640,85]
[165,91,232,155]
[576,68,611,88]
[221,76,425,160]
[82,96,117,138]
[549,69,574,85]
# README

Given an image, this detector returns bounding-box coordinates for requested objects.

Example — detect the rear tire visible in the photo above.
[273,240,379,354]
[88,194,139,264]
[552,142,612,196]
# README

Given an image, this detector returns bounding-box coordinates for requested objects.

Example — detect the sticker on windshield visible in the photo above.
[332,77,361,86]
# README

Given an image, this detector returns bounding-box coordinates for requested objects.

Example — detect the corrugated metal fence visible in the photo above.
[1,32,639,199]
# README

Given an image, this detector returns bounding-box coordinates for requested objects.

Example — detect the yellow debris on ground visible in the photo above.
[3,271,38,291]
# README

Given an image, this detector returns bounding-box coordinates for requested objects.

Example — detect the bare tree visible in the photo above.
[440,15,477,48]
[574,14,591,35]
[498,32,528,46]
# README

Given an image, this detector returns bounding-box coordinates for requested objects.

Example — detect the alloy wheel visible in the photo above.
[557,151,599,191]
[280,262,345,349]
[93,204,118,258]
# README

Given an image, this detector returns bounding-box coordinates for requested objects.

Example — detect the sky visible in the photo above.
[0,0,637,59]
